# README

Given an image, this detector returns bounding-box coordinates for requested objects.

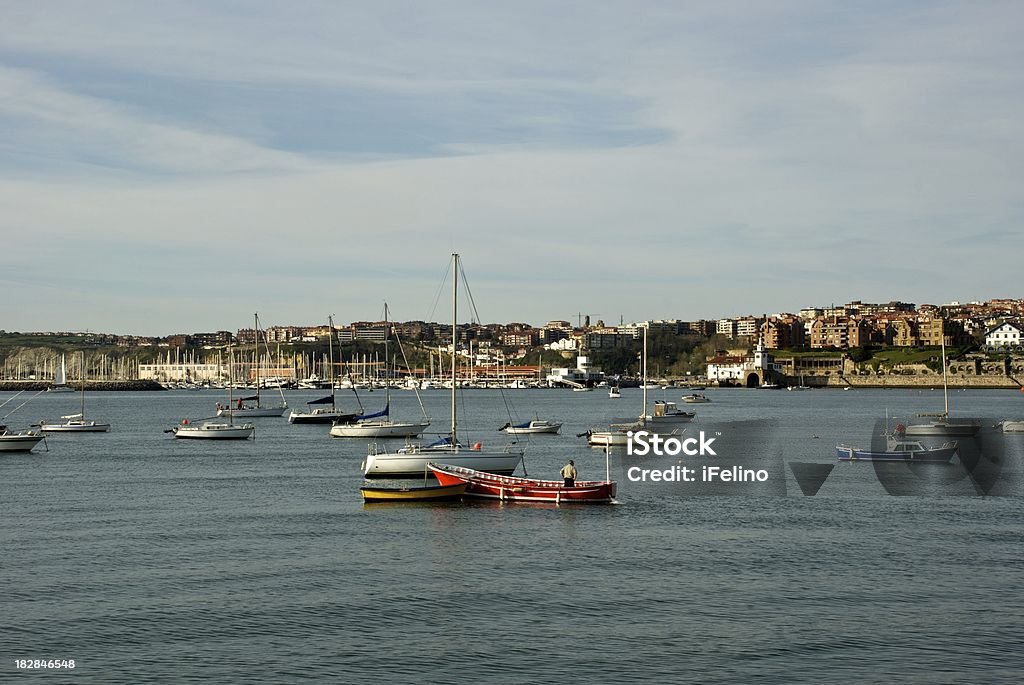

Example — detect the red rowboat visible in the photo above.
[428,462,617,504]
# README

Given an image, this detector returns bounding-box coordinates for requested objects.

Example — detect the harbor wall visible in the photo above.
[0,380,166,392]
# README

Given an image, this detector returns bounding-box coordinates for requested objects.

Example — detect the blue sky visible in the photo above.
[1,1,1022,335]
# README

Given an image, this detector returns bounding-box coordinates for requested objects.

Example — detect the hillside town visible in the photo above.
[2,298,1023,389]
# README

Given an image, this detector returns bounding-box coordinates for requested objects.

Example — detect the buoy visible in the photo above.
[182,419,189,425]
[472,442,482,450]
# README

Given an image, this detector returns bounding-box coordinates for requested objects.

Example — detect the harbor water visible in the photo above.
[3,387,1023,683]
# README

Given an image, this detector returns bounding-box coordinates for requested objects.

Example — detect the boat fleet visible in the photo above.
[3,256,1023,504]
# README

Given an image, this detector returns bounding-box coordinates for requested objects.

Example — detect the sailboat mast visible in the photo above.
[254,312,260,405]
[80,351,86,418]
[642,324,648,422]
[451,253,458,443]
[328,315,336,409]
[384,302,390,410]
[942,333,949,417]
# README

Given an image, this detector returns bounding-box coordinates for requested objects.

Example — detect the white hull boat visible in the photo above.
[39,353,111,432]
[499,419,562,435]
[0,429,45,452]
[331,418,431,439]
[39,415,110,432]
[362,441,523,479]
[1000,420,1024,433]
[172,421,255,440]
[361,254,523,479]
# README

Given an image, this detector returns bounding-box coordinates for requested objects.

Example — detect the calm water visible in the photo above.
[3,387,1023,683]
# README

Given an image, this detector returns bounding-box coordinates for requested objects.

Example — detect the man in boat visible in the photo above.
[561,460,577,487]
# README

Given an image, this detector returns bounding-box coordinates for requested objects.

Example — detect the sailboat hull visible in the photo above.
[904,422,979,436]
[218,407,287,418]
[173,422,254,439]
[0,432,45,452]
[289,410,359,424]
[39,421,110,432]
[362,447,523,479]
[330,420,431,438]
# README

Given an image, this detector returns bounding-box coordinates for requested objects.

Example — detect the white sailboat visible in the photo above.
[361,254,524,478]
[330,304,431,438]
[39,352,111,432]
[1,392,46,452]
[905,336,979,436]
[217,313,288,418]
[172,347,254,440]
[587,325,686,446]
[47,354,74,392]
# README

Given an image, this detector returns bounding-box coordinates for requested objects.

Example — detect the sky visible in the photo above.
[1,1,1022,335]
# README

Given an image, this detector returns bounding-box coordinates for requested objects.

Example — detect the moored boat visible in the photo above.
[836,430,958,463]
[904,337,978,436]
[39,414,110,432]
[428,462,617,504]
[0,426,45,452]
[646,400,694,424]
[999,420,1024,433]
[171,420,255,440]
[360,254,524,478]
[498,419,562,435]
[682,393,711,403]
[360,482,467,503]
[38,352,111,432]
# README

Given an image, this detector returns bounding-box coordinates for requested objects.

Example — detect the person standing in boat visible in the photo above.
[560,460,577,487]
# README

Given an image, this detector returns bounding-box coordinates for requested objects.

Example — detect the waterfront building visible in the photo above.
[706,340,783,387]
[984,322,1023,350]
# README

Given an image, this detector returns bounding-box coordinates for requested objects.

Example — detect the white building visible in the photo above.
[984,322,1023,350]
[706,340,783,386]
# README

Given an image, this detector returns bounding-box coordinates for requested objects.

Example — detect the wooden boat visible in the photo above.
[429,462,617,504]
[360,482,467,503]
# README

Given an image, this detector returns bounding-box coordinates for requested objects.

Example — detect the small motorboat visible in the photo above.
[428,462,616,504]
[360,482,467,503]
[999,420,1024,433]
[681,393,711,404]
[498,419,562,435]
[608,386,621,398]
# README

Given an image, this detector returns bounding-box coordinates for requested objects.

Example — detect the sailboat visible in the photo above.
[172,347,254,439]
[586,325,686,446]
[330,304,431,438]
[361,254,524,478]
[217,313,288,418]
[47,354,74,392]
[904,335,979,436]
[1,391,46,452]
[289,316,362,424]
[39,352,111,432]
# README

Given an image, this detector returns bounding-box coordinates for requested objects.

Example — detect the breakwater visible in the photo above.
[0,380,166,392]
